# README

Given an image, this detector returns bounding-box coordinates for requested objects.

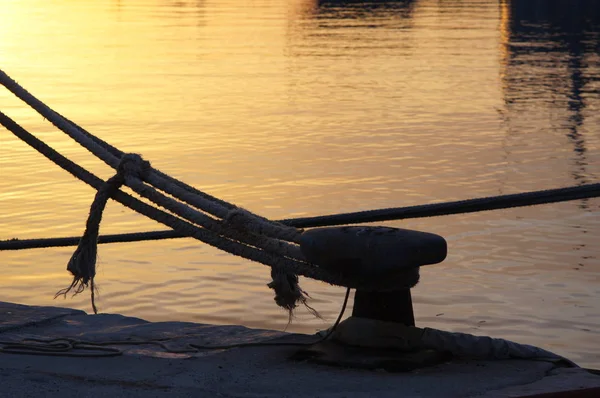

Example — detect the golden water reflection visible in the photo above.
[1,0,599,367]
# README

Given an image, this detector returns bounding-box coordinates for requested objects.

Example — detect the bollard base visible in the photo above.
[291,340,450,372]
[291,316,450,372]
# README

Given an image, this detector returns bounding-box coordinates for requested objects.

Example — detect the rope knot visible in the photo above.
[117,153,151,181]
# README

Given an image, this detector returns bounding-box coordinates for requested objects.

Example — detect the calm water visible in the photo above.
[1,0,599,367]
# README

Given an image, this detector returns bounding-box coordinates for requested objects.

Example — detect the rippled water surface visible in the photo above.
[1,0,599,367]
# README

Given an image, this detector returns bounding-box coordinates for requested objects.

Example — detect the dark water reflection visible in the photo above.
[315,0,416,17]
[502,0,600,194]
[1,0,599,368]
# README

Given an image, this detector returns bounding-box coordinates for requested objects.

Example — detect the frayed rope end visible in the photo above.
[54,276,99,315]
[54,234,99,313]
[267,268,322,324]
[53,154,146,315]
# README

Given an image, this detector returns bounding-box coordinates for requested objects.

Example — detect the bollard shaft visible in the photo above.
[352,289,415,326]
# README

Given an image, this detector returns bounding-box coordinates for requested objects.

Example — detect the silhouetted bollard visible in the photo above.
[299,226,446,325]
[352,289,415,326]
[294,226,449,371]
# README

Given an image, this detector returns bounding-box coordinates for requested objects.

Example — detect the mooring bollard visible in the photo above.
[352,289,415,326]
[299,225,446,325]
[295,226,449,371]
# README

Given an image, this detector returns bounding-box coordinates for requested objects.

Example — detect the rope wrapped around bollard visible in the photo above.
[2,68,600,319]
[2,69,596,370]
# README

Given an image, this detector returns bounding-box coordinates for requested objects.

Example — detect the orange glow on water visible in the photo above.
[1,0,599,368]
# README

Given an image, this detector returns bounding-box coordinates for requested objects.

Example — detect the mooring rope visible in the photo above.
[2,182,600,251]
[0,71,299,243]
[0,111,352,315]
[1,68,600,317]
[0,68,336,320]
[281,183,600,227]
[0,231,187,250]
[2,69,408,315]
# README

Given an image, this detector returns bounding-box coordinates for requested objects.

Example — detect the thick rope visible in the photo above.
[3,69,599,240]
[2,68,599,315]
[0,231,188,250]
[2,181,600,251]
[0,70,313,313]
[1,111,394,315]
[331,317,579,367]
[60,114,237,212]
[0,69,300,244]
[0,115,309,292]
[281,183,600,228]
[420,327,579,367]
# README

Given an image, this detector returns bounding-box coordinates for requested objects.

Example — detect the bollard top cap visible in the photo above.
[299,226,447,287]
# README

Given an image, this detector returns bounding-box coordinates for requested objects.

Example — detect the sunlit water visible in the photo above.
[1,0,599,368]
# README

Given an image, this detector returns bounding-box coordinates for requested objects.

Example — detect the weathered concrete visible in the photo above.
[1,301,598,397]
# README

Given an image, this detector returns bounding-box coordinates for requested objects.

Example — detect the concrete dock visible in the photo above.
[1,301,599,397]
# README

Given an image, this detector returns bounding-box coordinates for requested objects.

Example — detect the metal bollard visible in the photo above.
[352,289,415,326]
[293,226,449,371]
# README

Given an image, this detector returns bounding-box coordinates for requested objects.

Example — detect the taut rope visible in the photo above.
[3,179,600,251]
[0,70,334,315]
[2,68,600,316]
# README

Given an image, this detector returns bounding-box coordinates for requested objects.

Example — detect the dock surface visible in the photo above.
[1,301,598,397]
